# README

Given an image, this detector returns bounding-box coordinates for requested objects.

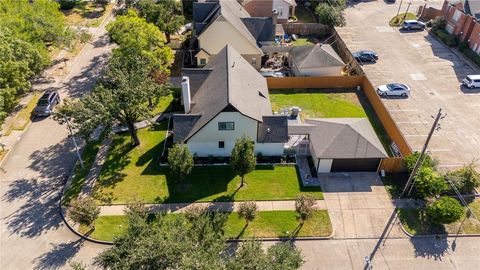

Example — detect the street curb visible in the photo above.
[0,121,32,168]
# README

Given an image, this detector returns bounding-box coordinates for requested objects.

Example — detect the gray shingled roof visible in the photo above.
[193,0,272,51]
[180,68,213,98]
[257,116,288,143]
[172,114,201,143]
[290,44,345,69]
[173,45,273,143]
[304,118,388,159]
[241,17,275,43]
[463,0,480,19]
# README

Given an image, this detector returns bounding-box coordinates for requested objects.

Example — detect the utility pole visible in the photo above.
[396,0,404,17]
[401,108,445,198]
[403,1,412,20]
[63,114,84,169]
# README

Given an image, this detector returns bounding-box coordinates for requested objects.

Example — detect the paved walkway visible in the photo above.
[99,200,327,216]
[79,136,112,198]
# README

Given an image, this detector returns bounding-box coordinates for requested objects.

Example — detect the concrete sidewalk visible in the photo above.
[99,200,327,216]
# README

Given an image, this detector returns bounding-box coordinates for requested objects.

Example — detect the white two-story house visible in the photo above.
[172,45,288,157]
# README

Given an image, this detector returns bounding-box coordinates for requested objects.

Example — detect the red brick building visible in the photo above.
[441,0,480,52]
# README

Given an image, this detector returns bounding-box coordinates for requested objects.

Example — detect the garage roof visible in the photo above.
[304,118,388,159]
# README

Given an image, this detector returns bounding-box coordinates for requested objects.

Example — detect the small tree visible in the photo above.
[168,144,194,183]
[315,3,345,27]
[445,162,480,194]
[426,197,464,224]
[295,195,316,224]
[230,136,256,187]
[404,151,438,172]
[94,0,109,11]
[68,197,100,229]
[237,202,258,227]
[414,167,448,198]
[267,242,304,270]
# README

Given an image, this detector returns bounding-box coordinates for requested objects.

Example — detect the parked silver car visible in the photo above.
[402,20,425,31]
[377,83,411,97]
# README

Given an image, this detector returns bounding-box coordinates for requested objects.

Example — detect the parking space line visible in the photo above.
[413,148,452,152]
[388,109,418,112]
[395,121,422,124]
[403,134,439,137]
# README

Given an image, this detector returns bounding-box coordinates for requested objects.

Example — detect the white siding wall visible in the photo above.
[187,112,284,157]
[317,159,333,173]
[293,66,343,77]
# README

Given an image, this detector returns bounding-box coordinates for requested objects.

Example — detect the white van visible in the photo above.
[462,75,480,89]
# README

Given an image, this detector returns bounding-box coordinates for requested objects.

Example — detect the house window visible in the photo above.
[199,58,207,65]
[446,24,455,34]
[218,122,234,130]
[251,57,257,65]
[218,141,225,148]
[453,10,461,22]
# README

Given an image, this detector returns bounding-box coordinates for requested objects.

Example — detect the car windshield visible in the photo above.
[38,98,49,106]
[386,84,403,90]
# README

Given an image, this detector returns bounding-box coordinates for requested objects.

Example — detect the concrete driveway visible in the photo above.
[337,0,480,170]
[318,172,404,239]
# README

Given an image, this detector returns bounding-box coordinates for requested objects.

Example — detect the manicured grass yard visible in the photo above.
[291,38,317,47]
[398,200,480,235]
[80,210,332,242]
[270,89,367,119]
[94,121,322,205]
[389,12,417,27]
[269,89,391,154]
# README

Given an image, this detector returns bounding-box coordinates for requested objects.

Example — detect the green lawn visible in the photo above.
[292,38,317,46]
[270,89,368,119]
[398,200,480,235]
[269,89,391,154]
[80,210,332,242]
[381,173,408,199]
[389,12,417,27]
[62,133,106,206]
[94,121,322,204]
[150,88,181,116]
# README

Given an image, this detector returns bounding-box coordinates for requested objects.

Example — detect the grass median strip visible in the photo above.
[80,210,332,242]
[398,200,480,235]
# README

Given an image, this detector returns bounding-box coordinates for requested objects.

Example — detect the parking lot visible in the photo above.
[338,0,480,170]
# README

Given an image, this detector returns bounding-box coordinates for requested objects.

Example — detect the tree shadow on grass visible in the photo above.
[33,239,85,270]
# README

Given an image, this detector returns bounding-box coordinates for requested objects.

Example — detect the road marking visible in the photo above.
[403,134,439,137]
[413,148,452,152]
[376,26,394,32]
[410,73,427,80]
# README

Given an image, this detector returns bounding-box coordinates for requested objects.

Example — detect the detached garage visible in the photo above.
[290,118,388,173]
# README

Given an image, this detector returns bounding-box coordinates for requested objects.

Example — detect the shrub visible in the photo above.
[59,0,78,10]
[445,163,480,194]
[459,43,480,67]
[68,197,100,229]
[426,197,464,224]
[433,29,458,47]
[404,152,437,172]
[430,16,446,31]
[237,202,258,226]
[315,3,345,27]
[295,195,316,223]
[168,143,194,182]
[414,167,448,198]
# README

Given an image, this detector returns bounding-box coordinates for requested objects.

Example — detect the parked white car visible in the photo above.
[462,75,480,89]
[377,83,411,97]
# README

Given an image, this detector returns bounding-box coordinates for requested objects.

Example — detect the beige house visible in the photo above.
[173,45,288,157]
[192,0,277,70]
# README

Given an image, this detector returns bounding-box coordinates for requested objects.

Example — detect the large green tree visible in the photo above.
[95,204,304,269]
[231,136,257,187]
[168,143,194,184]
[314,3,346,27]
[136,0,185,43]
[106,9,174,73]
[57,51,169,146]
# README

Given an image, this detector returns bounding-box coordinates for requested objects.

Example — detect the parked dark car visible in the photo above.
[34,90,60,117]
[401,20,425,31]
[352,50,378,63]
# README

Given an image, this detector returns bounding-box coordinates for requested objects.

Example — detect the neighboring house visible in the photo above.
[240,0,296,23]
[289,118,388,173]
[289,44,345,77]
[173,45,288,157]
[441,0,480,51]
[192,0,277,70]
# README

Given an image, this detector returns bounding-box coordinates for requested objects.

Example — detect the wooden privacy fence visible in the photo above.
[380,157,406,173]
[282,23,331,36]
[266,76,412,173]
